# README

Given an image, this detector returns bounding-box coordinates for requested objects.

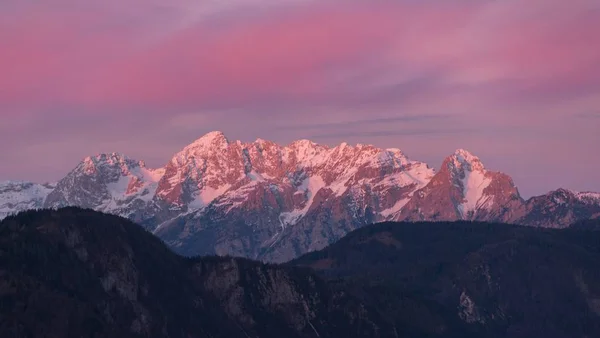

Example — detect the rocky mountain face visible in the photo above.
[292,220,600,338]
[0,181,55,219]
[395,150,524,223]
[150,132,434,261]
[43,153,165,223]
[517,189,600,228]
[1,131,599,262]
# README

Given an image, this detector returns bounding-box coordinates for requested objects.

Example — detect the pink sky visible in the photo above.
[1,0,599,197]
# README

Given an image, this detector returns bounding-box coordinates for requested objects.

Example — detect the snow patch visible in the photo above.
[380,198,410,218]
[247,170,275,182]
[246,171,264,182]
[100,166,163,211]
[459,169,493,216]
[106,176,131,199]
[576,192,600,204]
[329,179,349,197]
[459,291,485,324]
[280,176,326,225]
[189,184,232,210]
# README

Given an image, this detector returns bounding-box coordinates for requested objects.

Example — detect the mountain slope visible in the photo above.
[3,209,599,338]
[0,208,405,338]
[141,132,435,262]
[43,153,164,223]
[515,189,600,227]
[291,221,600,338]
[1,131,600,261]
[395,150,524,222]
[0,181,55,219]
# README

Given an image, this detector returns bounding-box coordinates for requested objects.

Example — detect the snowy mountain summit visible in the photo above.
[1,131,599,262]
[0,181,55,219]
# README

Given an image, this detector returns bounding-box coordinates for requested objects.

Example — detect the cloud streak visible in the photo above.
[277,115,454,131]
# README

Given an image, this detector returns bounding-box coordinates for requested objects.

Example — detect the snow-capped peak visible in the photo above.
[169,131,233,167]
[573,191,600,204]
[0,181,56,219]
[288,139,329,165]
[439,150,493,217]
[252,138,278,152]
[449,149,485,172]
[83,152,132,163]
[543,188,600,203]
[384,148,408,161]
[288,139,323,150]
[254,138,271,145]
[79,153,143,176]
[184,131,229,151]
[385,147,404,154]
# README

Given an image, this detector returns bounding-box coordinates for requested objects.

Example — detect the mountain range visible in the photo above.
[2,131,600,262]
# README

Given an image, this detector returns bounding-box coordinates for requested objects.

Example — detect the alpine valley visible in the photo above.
[2,131,599,262]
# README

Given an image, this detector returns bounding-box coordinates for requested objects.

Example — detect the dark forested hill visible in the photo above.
[291,221,600,338]
[2,209,599,338]
[0,208,401,338]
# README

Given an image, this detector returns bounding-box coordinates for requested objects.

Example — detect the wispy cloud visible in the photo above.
[576,112,600,119]
[277,114,454,131]
[309,128,477,140]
